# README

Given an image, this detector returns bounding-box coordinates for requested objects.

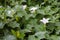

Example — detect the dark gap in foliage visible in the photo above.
[57,32,60,36]
[4,24,19,34]
[6,1,11,7]
[32,27,35,29]
[14,27,20,31]
[0,29,4,37]
[44,15,51,18]
[51,5,57,8]
[4,24,12,31]
[34,35,38,38]
[4,24,16,32]
[35,14,43,24]
[19,17,26,29]
[0,0,5,6]
[57,0,60,2]
[31,27,36,33]
[52,10,59,16]
[5,0,16,8]
[41,38,48,40]
[25,32,35,35]
[22,2,27,5]
[58,18,60,21]
[20,24,25,29]
[46,28,52,32]
[49,29,56,36]
[24,31,35,40]
[6,16,16,22]
[46,23,56,35]
[6,16,12,19]
[17,38,22,40]
[36,14,43,24]
[41,2,51,7]
[36,14,44,19]
[3,24,8,29]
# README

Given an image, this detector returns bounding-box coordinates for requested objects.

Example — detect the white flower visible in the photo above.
[7,10,12,17]
[40,18,50,24]
[7,9,15,15]
[29,7,38,13]
[8,10,11,14]
[7,10,15,17]
[22,5,27,10]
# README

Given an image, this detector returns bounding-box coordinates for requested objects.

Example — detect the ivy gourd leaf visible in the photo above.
[34,31,46,39]
[0,22,5,29]
[50,35,60,40]
[28,35,40,40]
[8,21,20,28]
[3,35,17,40]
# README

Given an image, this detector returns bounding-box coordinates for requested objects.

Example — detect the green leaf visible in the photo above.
[28,35,40,40]
[34,31,46,39]
[8,21,20,28]
[55,22,60,27]
[50,35,60,40]
[0,22,5,29]
[3,35,17,40]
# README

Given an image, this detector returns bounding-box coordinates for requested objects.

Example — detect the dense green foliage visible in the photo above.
[0,0,60,40]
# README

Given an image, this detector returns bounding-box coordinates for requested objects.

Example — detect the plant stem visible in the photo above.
[44,24,46,31]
